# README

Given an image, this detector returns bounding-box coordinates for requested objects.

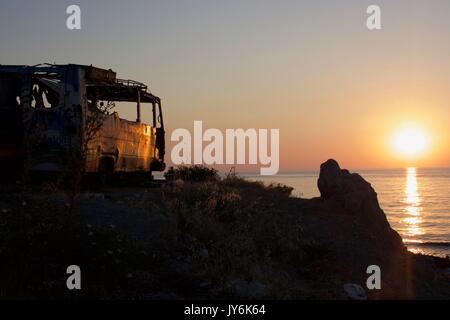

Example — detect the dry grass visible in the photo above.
[157,168,336,298]
[0,166,337,299]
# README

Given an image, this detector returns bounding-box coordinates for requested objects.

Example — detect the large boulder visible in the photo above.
[317,159,401,239]
[314,159,410,299]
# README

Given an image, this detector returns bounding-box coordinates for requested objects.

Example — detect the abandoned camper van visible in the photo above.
[0,64,166,181]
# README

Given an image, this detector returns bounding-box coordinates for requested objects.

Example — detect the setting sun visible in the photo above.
[392,126,429,158]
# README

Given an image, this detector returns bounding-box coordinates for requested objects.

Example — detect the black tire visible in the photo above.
[98,157,115,185]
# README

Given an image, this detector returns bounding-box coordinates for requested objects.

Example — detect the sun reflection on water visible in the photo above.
[404,167,424,242]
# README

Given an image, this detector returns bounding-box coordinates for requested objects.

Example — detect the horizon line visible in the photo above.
[216,166,450,175]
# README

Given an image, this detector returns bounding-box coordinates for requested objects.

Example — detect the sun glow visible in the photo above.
[392,126,428,158]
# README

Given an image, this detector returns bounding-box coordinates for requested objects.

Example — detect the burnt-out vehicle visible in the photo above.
[0,64,165,181]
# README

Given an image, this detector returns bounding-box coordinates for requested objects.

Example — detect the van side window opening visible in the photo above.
[30,80,60,109]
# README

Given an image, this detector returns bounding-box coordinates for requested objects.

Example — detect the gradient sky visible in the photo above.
[1,0,449,171]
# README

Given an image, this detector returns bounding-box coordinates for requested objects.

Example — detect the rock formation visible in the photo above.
[318,159,402,242]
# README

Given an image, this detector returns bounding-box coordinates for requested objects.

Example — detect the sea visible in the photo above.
[244,168,450,258]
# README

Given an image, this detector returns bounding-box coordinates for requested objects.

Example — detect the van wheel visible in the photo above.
[98,157,114,185]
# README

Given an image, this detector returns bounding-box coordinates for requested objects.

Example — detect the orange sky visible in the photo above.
[2,1,449,171]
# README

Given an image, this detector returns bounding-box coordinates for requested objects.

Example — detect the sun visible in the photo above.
[392,126,428,158]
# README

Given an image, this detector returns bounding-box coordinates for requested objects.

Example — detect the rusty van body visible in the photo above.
[0,64,165,180]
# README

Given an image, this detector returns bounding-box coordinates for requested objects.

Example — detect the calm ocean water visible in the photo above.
[244,168,450,258]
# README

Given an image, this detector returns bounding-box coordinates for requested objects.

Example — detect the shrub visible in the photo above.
[164,165,219,182]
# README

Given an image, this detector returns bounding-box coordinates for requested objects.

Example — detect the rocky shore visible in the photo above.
[312,159,450,299]
[0,160,449,299]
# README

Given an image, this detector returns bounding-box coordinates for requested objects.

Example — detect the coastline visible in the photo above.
[243,167,450,258]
